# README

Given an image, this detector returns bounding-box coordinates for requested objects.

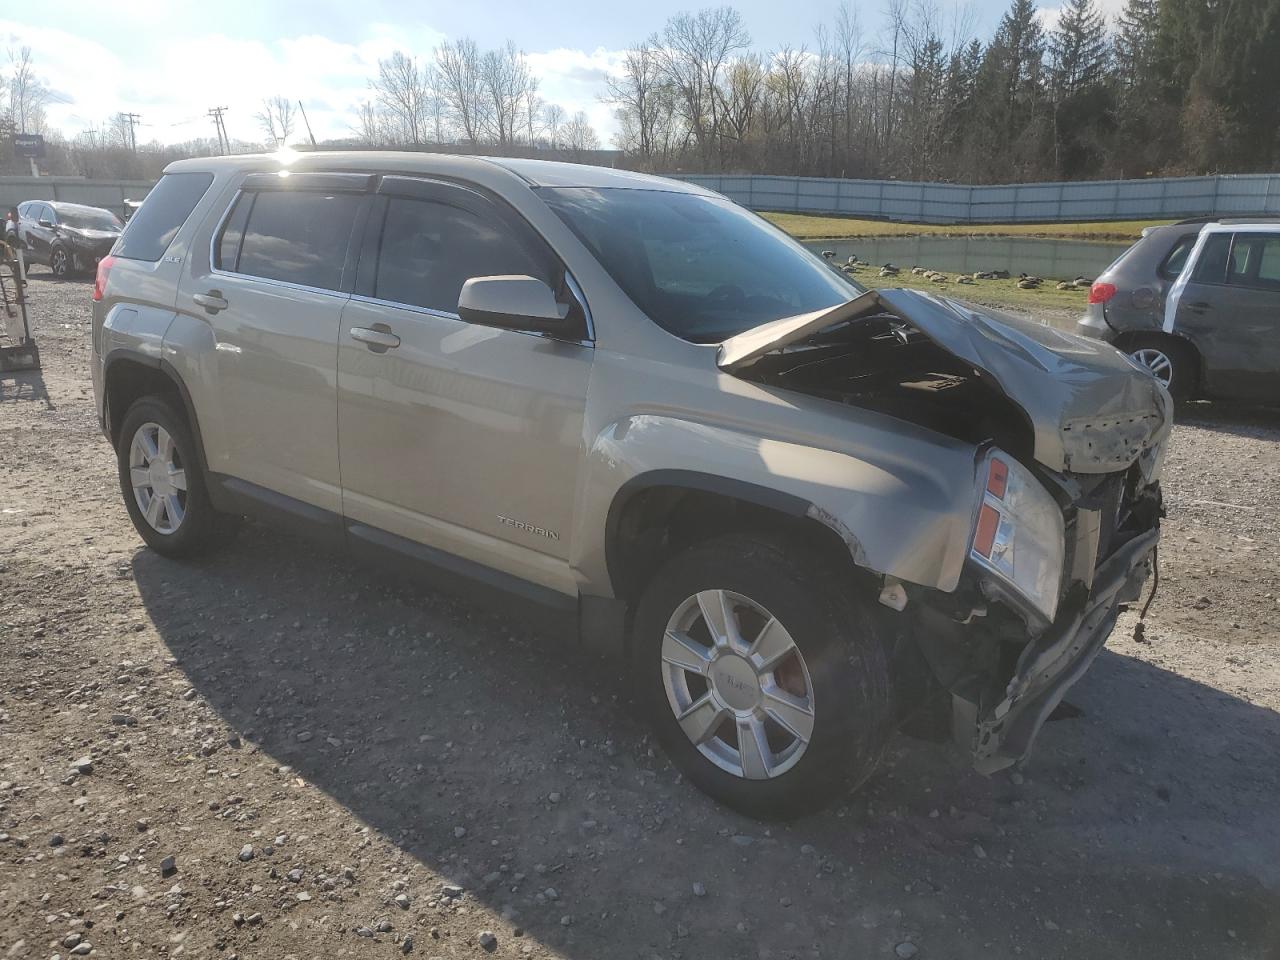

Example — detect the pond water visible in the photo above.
[802,235,1127,281]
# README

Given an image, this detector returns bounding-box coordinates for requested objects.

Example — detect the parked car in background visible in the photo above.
[92,154,1170,818]
[14,201,124,278]
[1077,218,1280,403]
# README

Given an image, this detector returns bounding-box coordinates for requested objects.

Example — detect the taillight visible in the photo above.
[1087,281,1116,304]
[93,255,116,302]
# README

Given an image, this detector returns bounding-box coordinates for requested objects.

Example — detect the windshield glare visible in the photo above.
[541,187,863,342]
[60,209,124,231]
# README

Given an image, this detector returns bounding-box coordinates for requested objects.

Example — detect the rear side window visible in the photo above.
[115,172,213,261]
[232,190,362,291]
[373,198,551,313]
[1226,233,1280,291]
[1158,234,1198,279]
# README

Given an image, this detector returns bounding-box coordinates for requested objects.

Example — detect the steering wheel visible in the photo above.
[707,284,746,304]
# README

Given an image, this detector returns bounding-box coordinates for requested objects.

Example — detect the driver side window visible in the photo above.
[374,197,553,315]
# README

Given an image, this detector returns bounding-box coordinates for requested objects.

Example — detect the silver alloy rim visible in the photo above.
[52,249,68,275]
[128,422,187,534]
[1130,347,1173,387]
[662,590,815,780]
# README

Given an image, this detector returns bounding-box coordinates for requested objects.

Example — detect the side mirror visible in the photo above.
[38,219,53,228]
[458,275,570,335]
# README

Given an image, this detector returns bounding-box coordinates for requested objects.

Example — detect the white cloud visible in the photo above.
[1,19,620,148]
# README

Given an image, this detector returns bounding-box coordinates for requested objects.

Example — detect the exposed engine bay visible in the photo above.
[737,310,1035,460]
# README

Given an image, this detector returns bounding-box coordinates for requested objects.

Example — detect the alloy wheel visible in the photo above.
[128,421,188,534]
[51,248,69,277]
[1130,347,1173,387]
[661,589,815,780]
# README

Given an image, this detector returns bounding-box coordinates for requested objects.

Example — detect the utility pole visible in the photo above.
[207,107,229,155]
[297,99,318,147]
[119,112,141,153]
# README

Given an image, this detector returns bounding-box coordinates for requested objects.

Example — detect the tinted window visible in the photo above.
[236,190,362,290]
[543,187,862,342]
[116,172,214,261]
[215,193,254,272]
[1222,233,1280,290]
[1192,234,1232,284]
[1159,234,1197,279]
[374,198,551,313]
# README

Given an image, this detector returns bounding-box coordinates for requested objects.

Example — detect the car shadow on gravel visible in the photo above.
[1176,400,1280,438]
[130,523,1280,959]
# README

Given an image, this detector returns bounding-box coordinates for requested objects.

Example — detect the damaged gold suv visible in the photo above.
[91,154,1170,818]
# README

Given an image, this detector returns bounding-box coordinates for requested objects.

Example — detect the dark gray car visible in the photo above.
[14,200,124,278]
[1077,218,1280,403]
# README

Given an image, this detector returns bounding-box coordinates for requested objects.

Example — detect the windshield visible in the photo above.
[59,209,124,231]
[541,187,864,342]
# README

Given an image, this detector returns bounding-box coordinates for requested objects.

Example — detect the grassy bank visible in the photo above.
[850,270,1090,315]
[765,211,1168,242]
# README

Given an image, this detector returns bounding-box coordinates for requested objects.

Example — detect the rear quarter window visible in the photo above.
[1158,234,1199,279]
[115,172,214,262]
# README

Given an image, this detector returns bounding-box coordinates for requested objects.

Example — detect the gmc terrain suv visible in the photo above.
[92,153,1170,818]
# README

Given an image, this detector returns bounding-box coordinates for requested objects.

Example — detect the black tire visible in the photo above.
[116,396,238,557]
[50,244,71,278]
[1124,334,1198,403]
[633,532,893,820]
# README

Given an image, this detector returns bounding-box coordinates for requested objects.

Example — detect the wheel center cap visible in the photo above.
[711,654,761,711]
[148,461,172,494]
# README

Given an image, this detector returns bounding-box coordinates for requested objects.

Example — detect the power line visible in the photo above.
[207,106,229,155]
[119,112,141,153]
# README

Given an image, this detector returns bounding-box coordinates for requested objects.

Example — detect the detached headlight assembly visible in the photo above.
[969,450,1065,623]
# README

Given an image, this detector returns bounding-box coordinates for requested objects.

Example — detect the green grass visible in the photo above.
[764,212,1170,242]
[852,269,1090,314]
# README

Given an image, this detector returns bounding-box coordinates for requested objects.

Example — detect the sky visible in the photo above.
[3,0,1124,149]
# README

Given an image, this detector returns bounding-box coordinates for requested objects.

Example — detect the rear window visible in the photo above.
[115,172,213,261]
[230,190,362,291]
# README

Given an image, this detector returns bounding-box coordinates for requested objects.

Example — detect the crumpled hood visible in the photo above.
[718,288,1172,474]
[63,227,121,242]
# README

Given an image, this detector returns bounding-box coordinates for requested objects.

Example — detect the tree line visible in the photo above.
[606,0,1280,182]
[3,0,1278,186]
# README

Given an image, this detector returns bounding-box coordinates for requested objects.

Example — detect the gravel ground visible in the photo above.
[2,274,1279,959]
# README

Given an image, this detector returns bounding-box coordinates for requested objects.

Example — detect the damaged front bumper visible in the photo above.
[956,526,1159,773]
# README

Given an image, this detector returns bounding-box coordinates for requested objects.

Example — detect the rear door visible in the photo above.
[1175,231,1280,401]
[179,173,372,515]
[336,176,593,597]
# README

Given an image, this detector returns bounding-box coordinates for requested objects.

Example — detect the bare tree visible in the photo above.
[372,51,434,144]
[543,102,566,148]
[436,38,487,143]
[654,8,751,165]
[9,47,51,134]
[564,110,600,157]
[350,100,383,145]
[480,41,535,147]
[604,38,669,166]
[256,95,296,147]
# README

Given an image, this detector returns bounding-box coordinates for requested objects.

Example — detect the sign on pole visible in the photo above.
[14,134,45,159]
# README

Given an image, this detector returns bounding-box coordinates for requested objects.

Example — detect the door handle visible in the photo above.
[350,324,401,352]
[1186,301,1212,312]
[193,290,229,314]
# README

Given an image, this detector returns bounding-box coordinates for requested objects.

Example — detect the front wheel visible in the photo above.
[634,533,893,819]
[50,245,71,278]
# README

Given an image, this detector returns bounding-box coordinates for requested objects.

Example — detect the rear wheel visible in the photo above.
[1125,335,1197,402]
[634,533,892,819]
[116,397,238,557]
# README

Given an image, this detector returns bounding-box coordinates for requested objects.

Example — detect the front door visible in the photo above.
[178,177,370,515]
[336,177,593,597]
